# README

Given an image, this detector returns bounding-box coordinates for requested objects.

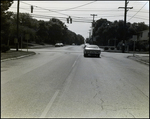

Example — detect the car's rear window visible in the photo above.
[87,45,99,48]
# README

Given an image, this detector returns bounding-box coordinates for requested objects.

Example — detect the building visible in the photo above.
[138,29,149,41]
[130,29,149,41]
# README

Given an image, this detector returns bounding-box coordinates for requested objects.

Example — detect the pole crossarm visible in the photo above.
[118,7,133,9]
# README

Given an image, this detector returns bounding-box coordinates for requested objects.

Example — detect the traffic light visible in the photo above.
[70,18,72,24]
[31,5,33,13]
[67,16,72,24]
[67,18,69,23]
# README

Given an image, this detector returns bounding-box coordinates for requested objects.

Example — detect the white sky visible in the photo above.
[8,1,149,39]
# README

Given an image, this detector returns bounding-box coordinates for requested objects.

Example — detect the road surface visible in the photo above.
[1,45,149,118]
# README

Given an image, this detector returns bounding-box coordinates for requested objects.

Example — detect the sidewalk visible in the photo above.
[103,49,149,65]
[1,50,36,62]
[29,44,53,49]
[127,54,149,65]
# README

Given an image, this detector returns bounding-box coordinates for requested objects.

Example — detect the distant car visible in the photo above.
[84,45,101,57]
[55,43,63,47]
[55,43,60,47]
[60,43,64,46]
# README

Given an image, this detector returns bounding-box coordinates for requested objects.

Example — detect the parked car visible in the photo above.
[55,43,63,47]
[84,45,101,57]
[59,43,63,46]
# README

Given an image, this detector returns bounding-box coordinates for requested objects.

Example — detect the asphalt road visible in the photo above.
[1,45,149,118]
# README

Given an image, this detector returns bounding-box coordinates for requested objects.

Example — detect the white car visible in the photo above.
[55,43,63,47]
[84,45,101,57]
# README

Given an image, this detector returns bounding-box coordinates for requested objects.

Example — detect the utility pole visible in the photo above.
[89,29,91,38]
[90,14,97,44]
[16,0,20,51]
[118,0,133,53]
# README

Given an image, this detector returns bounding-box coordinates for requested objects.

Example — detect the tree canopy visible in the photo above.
[90,18,149,47]
[1,0,14,44]
[1,10,84,47]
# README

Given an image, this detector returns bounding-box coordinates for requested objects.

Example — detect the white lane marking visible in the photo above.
[72,55,80,68]
[72,61,77,68]
[40,90,59,118]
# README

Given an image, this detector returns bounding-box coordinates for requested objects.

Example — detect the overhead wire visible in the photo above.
[10,1,149,23]
[128,2,148,21]
[30,13,148,22]
[20,1,96,20]
[21,1,71,17]
[31,14,93,22]
[11,6,149,14]
[20,1,97,19]
[55,0,97,11]
[20,1,126,20]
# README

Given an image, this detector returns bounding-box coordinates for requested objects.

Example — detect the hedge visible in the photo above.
[1,44,10,52]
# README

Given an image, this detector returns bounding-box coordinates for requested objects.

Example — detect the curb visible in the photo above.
[1,52,36,62]
[29,45,53,49]
[127,55,149,65]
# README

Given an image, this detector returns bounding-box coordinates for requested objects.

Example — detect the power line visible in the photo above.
[9,1,149,24]
[31,13,93,21]
[31,14,92,22]
[17,7,150,15]
[20,1,102,20]
[128,2,148,21]
[56,0,97,11]
[21,1,97,20]
[31,15,92,23]
[21,1,71,17]
[127,16,149,20]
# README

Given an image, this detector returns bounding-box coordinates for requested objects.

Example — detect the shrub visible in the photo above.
[110,47,115,50]
[39,42,45,45]
[1,44,10,52]
[104,47,109,50]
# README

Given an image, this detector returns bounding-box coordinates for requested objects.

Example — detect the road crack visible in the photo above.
[93,93,97,98]
[127,110,135,118]
[100,98,104,110]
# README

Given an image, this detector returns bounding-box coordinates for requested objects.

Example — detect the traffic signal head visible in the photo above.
[31,5,33,13]
[70,18,72,24]
[67,18,69,23]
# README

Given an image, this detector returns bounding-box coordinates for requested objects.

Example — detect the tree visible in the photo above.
[3,8,85,47]
[93,18,149,47]
[7,12,39,47]
[36,20,48,44]
[1,0,13,45]
[137,22,149,32]
[93,18,112,45]
[76,34,84,45]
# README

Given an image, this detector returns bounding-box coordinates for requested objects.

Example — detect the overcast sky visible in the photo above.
[8,1,149,39]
